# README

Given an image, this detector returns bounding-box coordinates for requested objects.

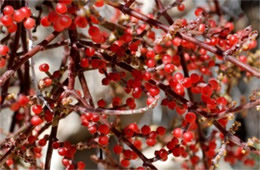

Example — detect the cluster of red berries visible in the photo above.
[1,5,34,32]
[0,0,259,169]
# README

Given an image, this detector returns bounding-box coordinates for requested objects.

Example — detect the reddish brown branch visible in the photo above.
[107,1,260,78]
[155,0,174,25]
[0,31,60,87]
[213,98,260,119]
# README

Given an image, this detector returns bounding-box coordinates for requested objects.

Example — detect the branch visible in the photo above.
[106,1,260,78]
[213,98,260,119]
[155,0,174,25]
[65,89,159,115]
[0,31,60,87]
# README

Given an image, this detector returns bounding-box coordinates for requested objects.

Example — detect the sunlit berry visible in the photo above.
[113,144,123,154]
[32,104,42,114]
[23,17,35,29]
[183,131,194,142]
[31,115,43,126]
[13,10,25,22]
[3,5,14,15]
[173,128,183,138]
[80,58,89,68]
[1,15,13,26]
[177,4,185,11]
[56,3,67,14]
[85,47,95,57]
[0,45,9,56]
[20,7,31,18]
[185,112,196,123]
[41,16,51,27]
[39,63,49,72]
[98,135,109,145]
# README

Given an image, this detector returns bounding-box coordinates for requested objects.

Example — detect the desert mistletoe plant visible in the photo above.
[0,0,259,169]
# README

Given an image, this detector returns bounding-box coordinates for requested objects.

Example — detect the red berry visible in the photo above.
[59,15,72,28]
[80,58,89,68]
[183,131,194,143]
[202,85,213,97]
[74,16,88,28]
[113,144,123,154]
[1,15,13,26]
[239,55,247,63]
[173,128,183,138]
[228,35,238,45]
[88,125,97,134]
[59,0,72,4]
[0,45,9,56]
[172,37,182,46]
[85,47,95,57]
[164,63,175,73]
[6,158,13,166]
[32,104,42,114]
[39,63,49,72]
[41,16,51,27]
[173,72,184,82]
[185,112,196,123]
[182,78,192,88]
[195,7,204,16]
[95,0,104,7]
[198,24,205,33]
[13,10,25,22]
[146,138,156,146]
[44,78,52,87]
[159,149,168,161]
[18,95,29,106]
[48,11,59,23]
[3,6,14,15]
[98,124,110,134]
[156,126,166,136]
[58,147,68,156]
[88,26,100,37]
[120,159,130,167]
[98,135,109,145]
[146,50,155,58]
[190,73,200,84]
[8,23,17,33]
[176,105,187,115]
[162,54,172,64]
[97,99,106,108]
[0,58,6,68]
[31,115,43,126]
[53,21,65,32]
[141,125,151,135]
[123,149,132,159]
[146,59,156,68]
[177,4,185,11]
[248,40,257,49]
[77,161,86,169]
[23,17,35,29]
[56,3,67,14]
[20,7,31,18]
